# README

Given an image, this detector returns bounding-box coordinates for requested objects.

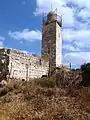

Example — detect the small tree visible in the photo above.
[81,63,90,73]
[80,63,90,86]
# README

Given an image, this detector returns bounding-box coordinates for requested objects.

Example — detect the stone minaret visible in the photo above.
[42,10,62,76]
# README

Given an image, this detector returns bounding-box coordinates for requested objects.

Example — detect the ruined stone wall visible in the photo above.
[0,48,49,80]
[0,48,9,80]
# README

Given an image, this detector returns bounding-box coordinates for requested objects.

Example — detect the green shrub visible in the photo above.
[81,63,90,72]
[81,63,90,86]
[35,77,56,88]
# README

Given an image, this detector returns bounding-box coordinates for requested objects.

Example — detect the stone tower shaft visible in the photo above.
[42,10,62,75]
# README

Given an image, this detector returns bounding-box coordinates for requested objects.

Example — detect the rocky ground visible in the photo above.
[0,77,90,120]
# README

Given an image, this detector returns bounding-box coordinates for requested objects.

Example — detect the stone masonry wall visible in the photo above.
[0,48,49,80]
[42,22,56,75]
[0,48,9,80]
[42,21,62,75]
[56,22,62,67]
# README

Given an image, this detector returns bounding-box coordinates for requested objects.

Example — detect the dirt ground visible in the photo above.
[0,80,90,120]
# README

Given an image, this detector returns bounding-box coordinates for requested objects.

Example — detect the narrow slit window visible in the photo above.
[39,59,42,65]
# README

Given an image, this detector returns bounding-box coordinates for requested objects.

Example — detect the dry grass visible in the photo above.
[0,79,90,120]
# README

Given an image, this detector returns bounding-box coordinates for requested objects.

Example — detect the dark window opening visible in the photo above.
[39,59,42,65]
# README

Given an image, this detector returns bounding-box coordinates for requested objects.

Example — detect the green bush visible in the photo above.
[81,63,90,72]
[81,63,90,86]
[35,77,56,88]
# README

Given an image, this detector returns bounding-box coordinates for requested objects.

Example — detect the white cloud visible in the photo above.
[35,0,74,27]
[0,36,5,48]
[63,29,90,49]
[63,52,90,66]
[66,0,90,9]
[76,21,89,30]
[0,36,5,41]
[8,29,42,42]
[62,29,75,42]
[63,44,80,52]
[78,8,90,19]
[35,0,66,14]
[0,41,4,48]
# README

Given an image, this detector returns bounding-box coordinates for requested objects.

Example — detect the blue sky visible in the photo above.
[0,0,90,68]
[0,0,42,54]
